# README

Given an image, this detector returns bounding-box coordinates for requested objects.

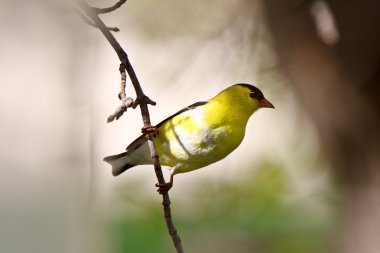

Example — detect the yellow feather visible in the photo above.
[153,85,261,174]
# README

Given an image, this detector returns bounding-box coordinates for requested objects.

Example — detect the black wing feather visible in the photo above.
[156,101,208,128]
[125,101,208,152]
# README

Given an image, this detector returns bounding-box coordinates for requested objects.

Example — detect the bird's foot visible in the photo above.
[141,125,159,138]
[155,181,173,195]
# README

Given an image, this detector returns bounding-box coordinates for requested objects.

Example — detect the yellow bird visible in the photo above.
[104,83,274,193]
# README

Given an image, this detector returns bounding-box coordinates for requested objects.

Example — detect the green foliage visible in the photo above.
[104,162,336,253]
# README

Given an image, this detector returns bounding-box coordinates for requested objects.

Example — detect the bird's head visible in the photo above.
[213,83,274,114]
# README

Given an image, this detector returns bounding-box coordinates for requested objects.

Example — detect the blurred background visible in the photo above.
[1,0,379,252]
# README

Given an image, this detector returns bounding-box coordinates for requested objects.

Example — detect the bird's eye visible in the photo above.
[250,92,258,99]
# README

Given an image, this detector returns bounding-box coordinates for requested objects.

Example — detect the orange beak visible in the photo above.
[259,98,275,109]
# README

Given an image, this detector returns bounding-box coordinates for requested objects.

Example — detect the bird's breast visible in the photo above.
[154,105,246,171]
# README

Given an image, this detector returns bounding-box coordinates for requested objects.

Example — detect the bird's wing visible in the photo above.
[125,101,208,152]
[156,101,208,128]
[125,135,147,153]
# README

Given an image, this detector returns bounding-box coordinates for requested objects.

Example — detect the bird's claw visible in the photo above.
[141,125,159,138]
[155,181,173,194]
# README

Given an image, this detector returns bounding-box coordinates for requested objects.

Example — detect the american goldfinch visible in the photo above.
[104,83,274,193]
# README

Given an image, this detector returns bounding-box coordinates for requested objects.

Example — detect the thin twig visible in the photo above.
[107,64,134,122]
[77,1,184,252]
[94,0,128,14]
[76,8,120,32]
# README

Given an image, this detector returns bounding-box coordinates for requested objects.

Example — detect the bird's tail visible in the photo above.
[103,152,136,176]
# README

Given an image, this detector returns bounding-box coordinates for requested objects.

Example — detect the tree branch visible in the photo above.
[94,0,128,14]
[76,8,120,32]
[107,65,134,122]
[76,1,184,252]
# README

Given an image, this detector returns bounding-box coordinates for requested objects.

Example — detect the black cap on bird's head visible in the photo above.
[237,83,275,109]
